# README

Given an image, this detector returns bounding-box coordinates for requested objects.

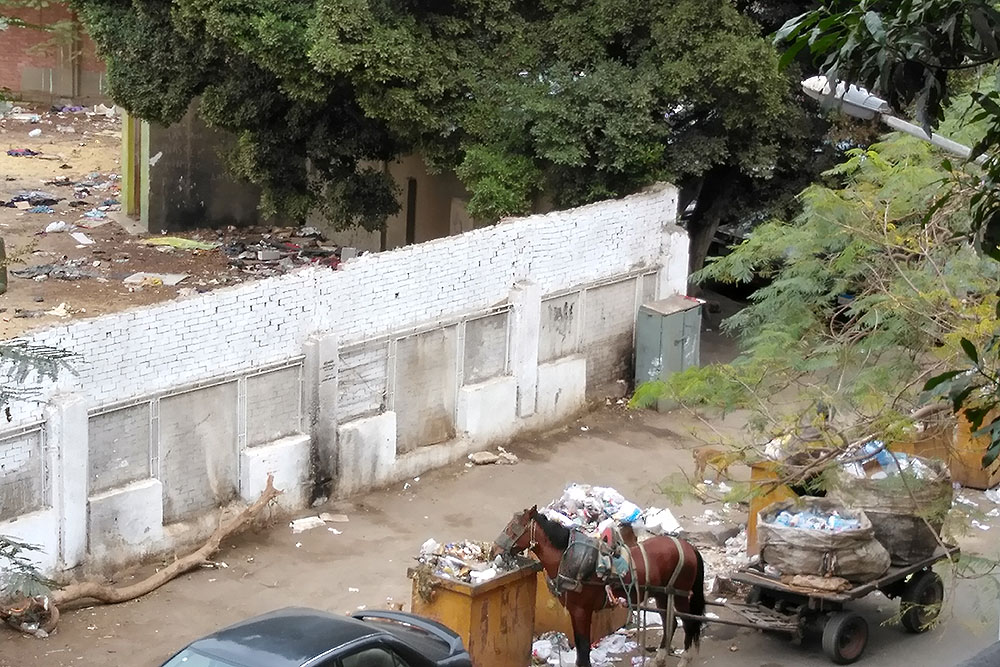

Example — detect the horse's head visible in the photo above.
[491,505,538,558]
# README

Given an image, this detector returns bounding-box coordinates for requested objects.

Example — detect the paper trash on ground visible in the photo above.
[123,272,189,286]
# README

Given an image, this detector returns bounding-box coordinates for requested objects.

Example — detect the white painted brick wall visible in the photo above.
[7,184,680,427]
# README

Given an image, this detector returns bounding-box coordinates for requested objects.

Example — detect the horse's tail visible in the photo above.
[683,547,705,651]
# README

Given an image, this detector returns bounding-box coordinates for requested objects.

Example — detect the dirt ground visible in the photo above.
[1,104,337,340]
[0,404,996,667]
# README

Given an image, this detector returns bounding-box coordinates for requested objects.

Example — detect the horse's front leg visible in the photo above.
[568,604,593,667]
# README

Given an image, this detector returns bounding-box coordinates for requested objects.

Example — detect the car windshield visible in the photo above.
[161,649,243,667]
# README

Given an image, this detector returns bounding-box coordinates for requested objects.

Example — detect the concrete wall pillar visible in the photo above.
[304,333,339,501]
[657,227,689,298]
[45,393,88,569]
[509,281,542,418]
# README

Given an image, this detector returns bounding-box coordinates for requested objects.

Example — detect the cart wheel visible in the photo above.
[900,570,944,633]
[822,612,868,665]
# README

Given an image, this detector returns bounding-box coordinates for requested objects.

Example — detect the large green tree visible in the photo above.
[72,0,806,257]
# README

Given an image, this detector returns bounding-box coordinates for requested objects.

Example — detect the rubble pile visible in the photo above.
[544,483,681,539]
[416,539,515,585]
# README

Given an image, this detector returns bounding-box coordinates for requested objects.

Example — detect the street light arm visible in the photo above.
[880,115,986,165]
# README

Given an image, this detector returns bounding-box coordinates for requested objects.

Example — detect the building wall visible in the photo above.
[0,4,107,102]
[0,185,687,575]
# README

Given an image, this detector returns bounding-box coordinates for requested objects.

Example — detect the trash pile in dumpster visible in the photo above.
[416,539,515,585]
[544,483,681,539]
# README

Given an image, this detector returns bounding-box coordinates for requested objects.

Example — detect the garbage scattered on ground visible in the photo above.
[11,261,98,280]
[123,272,189,287]
[289,513,350,534]
[70,232,94,245]
[44,220,70,233]
[970,520,991,531]
[415,539,513,584]
[531,631,637,666]
[45,303,71,318]
[769,509,861,533]
[6,148,41,157]
[28,128,42,138]
[468,446,519,466]
[26,205,54,214]
[986,486,1000,505]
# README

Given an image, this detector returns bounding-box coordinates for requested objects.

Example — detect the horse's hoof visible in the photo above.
[653,648,669,667]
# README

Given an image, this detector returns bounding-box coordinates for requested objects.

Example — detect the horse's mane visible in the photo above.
[534,510,570,550]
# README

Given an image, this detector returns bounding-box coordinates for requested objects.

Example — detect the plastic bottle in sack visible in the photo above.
[774,511,794,527]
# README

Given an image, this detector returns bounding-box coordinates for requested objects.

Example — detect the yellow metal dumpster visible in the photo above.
[409,560,542,667]
[747,460,798,556]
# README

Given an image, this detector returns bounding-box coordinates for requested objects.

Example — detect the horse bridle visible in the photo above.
[495,511,537,554]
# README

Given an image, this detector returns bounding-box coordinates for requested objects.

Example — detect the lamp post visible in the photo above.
[801,75,987,165]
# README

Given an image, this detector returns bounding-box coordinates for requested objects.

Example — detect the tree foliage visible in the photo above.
[777,0,1000,468]
[72,0,806,232]
[639,130,997,458]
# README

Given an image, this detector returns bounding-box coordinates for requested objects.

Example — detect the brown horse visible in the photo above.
[494,506,705,667]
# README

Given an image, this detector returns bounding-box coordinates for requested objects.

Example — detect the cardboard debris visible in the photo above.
[123,272,189,287]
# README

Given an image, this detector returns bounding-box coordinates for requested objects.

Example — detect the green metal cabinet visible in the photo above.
[634,295,702,411]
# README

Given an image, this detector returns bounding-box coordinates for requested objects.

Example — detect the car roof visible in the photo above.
[186,607,379,667]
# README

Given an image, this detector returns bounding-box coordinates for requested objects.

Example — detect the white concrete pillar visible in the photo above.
[509,281,541,418]
[657,226,690,298]
[303,332,339,497]
[45,393,88,569]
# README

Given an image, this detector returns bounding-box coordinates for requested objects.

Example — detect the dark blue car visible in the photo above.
[161,607,473,667]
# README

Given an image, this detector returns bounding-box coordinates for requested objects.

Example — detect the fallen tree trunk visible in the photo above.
[3,475,281,634]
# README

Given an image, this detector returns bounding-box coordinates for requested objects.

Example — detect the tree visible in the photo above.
[71,0,803,249]
[776,0,1000,468]
[635,131,988,454]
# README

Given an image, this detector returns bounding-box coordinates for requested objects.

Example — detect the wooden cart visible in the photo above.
[674,545,960,665]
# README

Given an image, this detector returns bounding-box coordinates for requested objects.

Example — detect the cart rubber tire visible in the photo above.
[900,570,944,633]
[822,612,869,665]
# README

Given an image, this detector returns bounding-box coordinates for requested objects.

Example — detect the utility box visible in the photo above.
[634,295,703,411]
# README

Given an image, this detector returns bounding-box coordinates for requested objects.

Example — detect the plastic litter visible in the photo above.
[986,487,1000,505]
[28,128,41,137]
[290,517,326,533]
[545,483,682,539]
[531,631,636,666]
[44,221,69,233]
[27,205,54,214]
[770,509,861,533]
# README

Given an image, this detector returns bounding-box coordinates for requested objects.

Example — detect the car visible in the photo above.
[160,607,473,667]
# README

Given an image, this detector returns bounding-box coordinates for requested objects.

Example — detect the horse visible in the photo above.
[494,506,705,667]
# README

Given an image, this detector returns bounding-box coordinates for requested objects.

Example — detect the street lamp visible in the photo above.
[801,75,987,165]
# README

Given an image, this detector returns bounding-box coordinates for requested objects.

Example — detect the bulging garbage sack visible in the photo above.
[758,497,891,583]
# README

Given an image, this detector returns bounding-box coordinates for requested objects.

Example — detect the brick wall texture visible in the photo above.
[0,429,45,520]
[464,312,508,384]
[0,5,105,98]
[246,366,302,446]
[8,185,682,430]
[88,404,151,494]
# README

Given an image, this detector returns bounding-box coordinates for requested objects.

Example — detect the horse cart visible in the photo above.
[672,544,960,665]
